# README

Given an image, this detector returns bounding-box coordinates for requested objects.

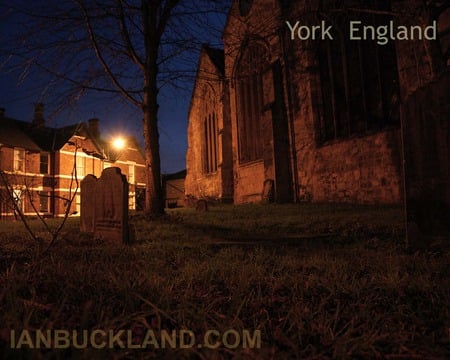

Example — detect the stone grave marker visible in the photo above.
[80,167,129,244]
[80,174,97,233]
[402,73,450,249]
[94,167,129,243]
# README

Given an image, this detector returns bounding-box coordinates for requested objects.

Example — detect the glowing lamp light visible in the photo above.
[112,137,126,150]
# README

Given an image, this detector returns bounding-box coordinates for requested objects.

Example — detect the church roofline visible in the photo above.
[187,45,225,117]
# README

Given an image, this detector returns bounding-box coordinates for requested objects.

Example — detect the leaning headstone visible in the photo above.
[94,167,129,244]
[80,174,97,233]
[402,73,450,249]
[80,167,129,244]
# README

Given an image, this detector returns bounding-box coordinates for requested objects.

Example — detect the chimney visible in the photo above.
[88,118,100,138]
[33,103,45,127]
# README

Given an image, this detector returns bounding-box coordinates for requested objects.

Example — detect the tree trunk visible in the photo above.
[142,1,164,216]
[142,97,164,215]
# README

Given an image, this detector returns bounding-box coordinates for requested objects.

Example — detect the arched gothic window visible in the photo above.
[236,43,268,163]
[202,87,218,174]
[318,0,400,142]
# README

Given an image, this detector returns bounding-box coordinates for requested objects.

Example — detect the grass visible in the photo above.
[0,203,449,359]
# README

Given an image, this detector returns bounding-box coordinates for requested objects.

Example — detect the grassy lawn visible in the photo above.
[0,203,449,359]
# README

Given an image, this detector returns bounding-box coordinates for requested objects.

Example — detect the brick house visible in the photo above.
[0,105,146,219]
[186,0,450,205]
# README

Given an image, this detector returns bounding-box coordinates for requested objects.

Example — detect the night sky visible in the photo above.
[0,69,191,174]
[0,1,229,174]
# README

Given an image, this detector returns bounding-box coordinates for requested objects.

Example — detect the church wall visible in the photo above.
[191,0,449,206]
[224,0,285,204]
[185,52,233,202]
[282,1,403,204]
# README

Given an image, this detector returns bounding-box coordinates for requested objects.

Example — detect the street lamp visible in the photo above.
[104,136,127,164]
[112,136,126,150]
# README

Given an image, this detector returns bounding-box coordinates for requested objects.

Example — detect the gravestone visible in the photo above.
[402,72,450,249]
[80,167,129,244]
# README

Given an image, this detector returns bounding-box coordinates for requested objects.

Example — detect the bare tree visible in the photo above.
[1,0,229,215]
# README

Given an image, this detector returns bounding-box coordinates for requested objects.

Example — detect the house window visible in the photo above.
[135,187,145,211]
[204,112,218,174]
[38,191,50,213]
[318,0,399,142]
[75,194,81,214]
[129,193,135,210]
[236,43,267,163]
[12,190,23,213]
[40,153,50,174]
[128,164,135,184]
[13,148,25,172]
[76,156,85,179]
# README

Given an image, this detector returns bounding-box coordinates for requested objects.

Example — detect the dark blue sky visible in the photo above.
[0,1,229,174]
[0,69,192,174]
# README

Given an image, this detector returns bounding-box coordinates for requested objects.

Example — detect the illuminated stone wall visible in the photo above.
[185,47,233,202]
[187,0,449,205]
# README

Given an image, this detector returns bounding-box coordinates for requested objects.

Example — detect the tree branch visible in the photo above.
[76,0,142,107]
[117,0,145,71]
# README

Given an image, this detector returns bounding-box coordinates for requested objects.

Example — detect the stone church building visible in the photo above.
[186,0,450,205]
